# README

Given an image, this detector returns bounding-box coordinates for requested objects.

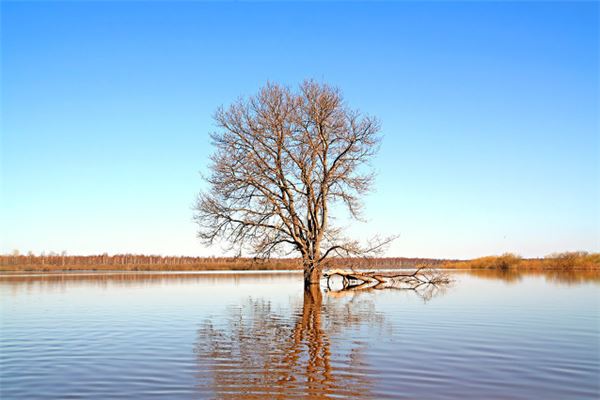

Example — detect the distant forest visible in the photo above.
[0,253,448,271]
[2,252,597,272]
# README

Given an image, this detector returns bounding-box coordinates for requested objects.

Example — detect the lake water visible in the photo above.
[1,270,598,399]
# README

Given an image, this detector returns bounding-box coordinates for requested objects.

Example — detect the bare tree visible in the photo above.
[194,80,393,288]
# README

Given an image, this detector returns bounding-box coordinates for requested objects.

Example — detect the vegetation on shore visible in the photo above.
[440,252,599,271]
[0,252,597,272]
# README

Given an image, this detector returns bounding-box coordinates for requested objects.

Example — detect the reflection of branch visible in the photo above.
[194,286,382,398]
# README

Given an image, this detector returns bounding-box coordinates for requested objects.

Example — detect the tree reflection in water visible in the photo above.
[195,285,385,399]
[194,281,451,399]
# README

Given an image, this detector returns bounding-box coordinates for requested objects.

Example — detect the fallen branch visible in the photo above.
[323,265,452,297]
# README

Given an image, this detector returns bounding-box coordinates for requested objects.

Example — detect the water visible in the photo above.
[1,270,598,399]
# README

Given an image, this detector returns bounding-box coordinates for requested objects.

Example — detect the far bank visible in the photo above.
[1,252,597,273]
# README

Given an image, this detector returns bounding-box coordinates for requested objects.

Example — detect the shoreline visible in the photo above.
[1,265,598,274]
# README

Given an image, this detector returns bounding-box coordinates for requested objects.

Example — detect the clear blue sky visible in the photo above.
[1,1,598,259]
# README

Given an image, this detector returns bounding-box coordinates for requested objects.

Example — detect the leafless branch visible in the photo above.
[195,80,392,286]
[323,266,453,302]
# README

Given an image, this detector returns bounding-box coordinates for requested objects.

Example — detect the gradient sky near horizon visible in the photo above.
[1,1,598,259]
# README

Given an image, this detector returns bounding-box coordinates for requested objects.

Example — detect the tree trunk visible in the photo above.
[303,260,321,288]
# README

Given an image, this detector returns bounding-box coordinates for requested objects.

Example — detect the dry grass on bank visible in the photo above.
[440,252,600,271]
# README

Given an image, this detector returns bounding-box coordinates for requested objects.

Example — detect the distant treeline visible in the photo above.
[0,254,447,272]
[1,252,597,272]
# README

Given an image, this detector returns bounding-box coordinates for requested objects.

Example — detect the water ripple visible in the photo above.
[1,271,599,399]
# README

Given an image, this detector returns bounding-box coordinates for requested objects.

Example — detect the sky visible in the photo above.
[1,1,598,259]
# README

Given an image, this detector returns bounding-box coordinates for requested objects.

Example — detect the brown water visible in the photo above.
[1,270,598,399]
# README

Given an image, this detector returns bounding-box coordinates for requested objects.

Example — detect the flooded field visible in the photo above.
[1,270,598,399]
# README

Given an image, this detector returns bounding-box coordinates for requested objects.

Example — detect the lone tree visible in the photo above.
[195,80,391,288]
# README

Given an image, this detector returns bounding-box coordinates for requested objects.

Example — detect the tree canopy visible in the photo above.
[195,80,391,286]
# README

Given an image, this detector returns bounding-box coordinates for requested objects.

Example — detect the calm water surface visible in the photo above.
[1,270,598,399]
